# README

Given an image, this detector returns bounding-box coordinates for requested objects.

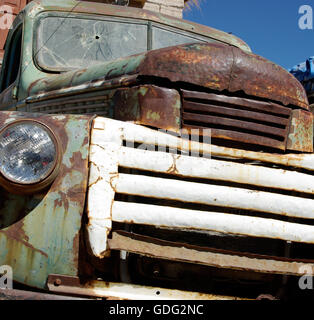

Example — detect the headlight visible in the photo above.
[0,120,60,193]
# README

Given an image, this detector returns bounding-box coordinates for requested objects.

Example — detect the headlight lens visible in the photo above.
[0,121,58,185]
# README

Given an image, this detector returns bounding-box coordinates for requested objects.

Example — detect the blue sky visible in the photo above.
[183,0,314,71]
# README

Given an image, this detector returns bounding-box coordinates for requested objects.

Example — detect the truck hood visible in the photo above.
[28,42,308,110]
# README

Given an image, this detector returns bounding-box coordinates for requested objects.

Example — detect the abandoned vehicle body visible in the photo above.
[0,0,313,300]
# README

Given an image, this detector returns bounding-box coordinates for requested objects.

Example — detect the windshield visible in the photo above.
[36,14,212,72]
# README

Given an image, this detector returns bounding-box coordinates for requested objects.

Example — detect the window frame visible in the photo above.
[33,12,217,74]
[0,23,23,93]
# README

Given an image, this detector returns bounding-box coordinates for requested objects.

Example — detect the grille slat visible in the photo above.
[30,94,111,115]
[185,126,284,149]
[182,90,291,116]
[184,101,289,127]
[182,90,291,150]
[183,112,286,139]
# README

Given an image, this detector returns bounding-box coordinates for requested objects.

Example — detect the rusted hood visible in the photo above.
[27,42,308,110]
[138,42,309,110]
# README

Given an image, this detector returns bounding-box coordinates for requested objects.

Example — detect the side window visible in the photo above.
[0,25,22,92]
[152,26,208,50]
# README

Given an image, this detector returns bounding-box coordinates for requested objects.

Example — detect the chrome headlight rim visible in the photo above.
[0,119,61,193]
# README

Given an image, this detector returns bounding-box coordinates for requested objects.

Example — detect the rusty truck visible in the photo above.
[0,0,313,300]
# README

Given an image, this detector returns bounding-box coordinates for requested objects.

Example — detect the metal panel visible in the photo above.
[182,89,292,150]
[0,288,90,300]
[109,231,314,276]
[182,90,292,116]
[287,109,314,152]
[47,274,246,300]
[116,146,314,194]
[0,111,94,289]
[112,173,314,219]
[111,201,314,244]
[114,85,181,132]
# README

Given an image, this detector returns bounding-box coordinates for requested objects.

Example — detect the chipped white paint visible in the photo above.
[86,127,122,257]
[93,117,314,170]
[28,3,44,18]
[87,117,314,258]
[116,146,314,194]
[112,201,314,244]
[112,173,314,219]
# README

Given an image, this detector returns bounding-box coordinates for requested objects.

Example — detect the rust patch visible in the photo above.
[181,89,295,151]
[0,111,95,289]
[54,191,69,212]
[109,231,314,276]
[114,85,181,132]
[138,42,309,110]
[287,109,313,153]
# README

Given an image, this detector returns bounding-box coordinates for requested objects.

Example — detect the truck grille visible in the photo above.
[29,92,112,116]
[87,117,314,279]
[182,90,292,150]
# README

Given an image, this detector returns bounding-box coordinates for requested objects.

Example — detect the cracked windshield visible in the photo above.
[36,15,204,72]
[36,16,148,71]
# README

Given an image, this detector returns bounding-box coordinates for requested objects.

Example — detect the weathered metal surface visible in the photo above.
[26,74,140,105]
[138,43,308,110]
[229,48,309,109]
[19,1,307,113]
[109,231,314,276]
[25,53,146,99]
[87,143,119,258]
[114,85,181,132]
[0,111,94,289]
[182,89,294,150]
[19,0,248,101]
[31,94,113,116]
[112,201,314,244]
[87,117,314,258]
[287,109,313,152]
[183,112,287,137]
[116,146,314,194]
[0,288,89,300]
[8,0,309,156]
[112,173,314,219]
[26,41,308,111]
[36,84,182,133]
[92,116,314,170]
[182,90,292,121]
[47,274,246,300]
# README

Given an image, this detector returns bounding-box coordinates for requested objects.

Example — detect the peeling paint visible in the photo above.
[0,112,94,289]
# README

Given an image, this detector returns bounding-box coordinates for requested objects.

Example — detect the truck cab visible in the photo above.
[0,0,313,300]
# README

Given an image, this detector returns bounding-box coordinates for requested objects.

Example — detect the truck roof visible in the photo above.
[22,0,251,53]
